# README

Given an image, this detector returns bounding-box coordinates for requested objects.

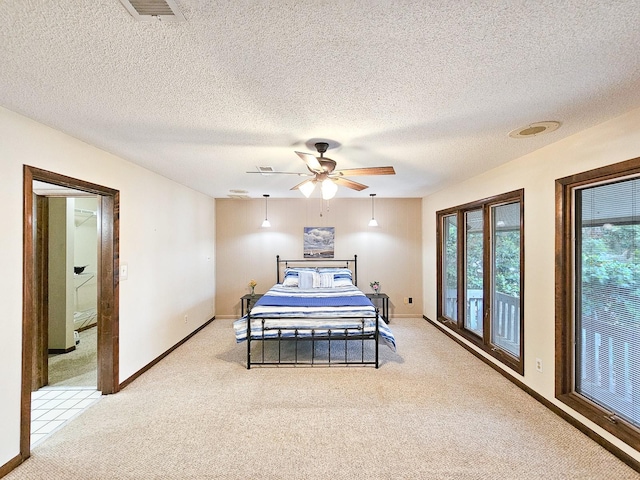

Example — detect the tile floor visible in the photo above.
[31,387,102,447]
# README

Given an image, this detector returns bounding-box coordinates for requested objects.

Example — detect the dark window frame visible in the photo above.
[556,156,640,450]
[436,189,525,374]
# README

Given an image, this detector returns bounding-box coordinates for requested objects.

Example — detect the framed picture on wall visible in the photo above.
[303,227,335,258]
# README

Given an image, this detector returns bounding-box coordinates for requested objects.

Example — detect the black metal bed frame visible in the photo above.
[245,255,380,369]
[275,255,359,286]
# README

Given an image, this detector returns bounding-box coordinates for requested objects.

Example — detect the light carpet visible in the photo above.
[47,327,97,388]
[6,318,639,479]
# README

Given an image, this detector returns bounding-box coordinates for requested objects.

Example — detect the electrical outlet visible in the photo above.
[403,297,409,304]
[535,357,543,373]
[408,297,413,304]
[184,314,188,323]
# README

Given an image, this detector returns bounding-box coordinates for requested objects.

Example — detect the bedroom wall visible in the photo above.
[73,197,98,318]
[215,197,422,319]
[421,105,640,461]
[47,198,75,351]
[0,106,216,468]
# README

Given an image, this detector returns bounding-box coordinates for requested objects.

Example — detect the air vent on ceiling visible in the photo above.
[119,0,186,22]
[257,166,275,174]
[228,189,250,199]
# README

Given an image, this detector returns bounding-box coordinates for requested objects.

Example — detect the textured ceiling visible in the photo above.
[2,1,640,198]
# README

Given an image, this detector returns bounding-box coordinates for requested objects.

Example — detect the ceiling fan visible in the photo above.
[248,142,396,199]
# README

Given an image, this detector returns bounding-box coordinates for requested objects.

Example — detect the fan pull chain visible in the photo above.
[319,198,331,218]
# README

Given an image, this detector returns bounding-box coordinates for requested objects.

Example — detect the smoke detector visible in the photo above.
[119,0,186,22]
[509,121,561,138]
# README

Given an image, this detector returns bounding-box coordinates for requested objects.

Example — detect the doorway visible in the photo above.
[36,194,99,388]
[21,166,119,460]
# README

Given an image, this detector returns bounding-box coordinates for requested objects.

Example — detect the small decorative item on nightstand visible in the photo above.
[248,279,257,296]
[370,281,380,295]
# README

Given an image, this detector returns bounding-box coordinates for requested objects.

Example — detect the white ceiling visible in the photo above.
[2,1,640,199]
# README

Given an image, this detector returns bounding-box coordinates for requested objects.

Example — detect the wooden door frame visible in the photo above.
[21,165,119,459]
[32,195,49,390]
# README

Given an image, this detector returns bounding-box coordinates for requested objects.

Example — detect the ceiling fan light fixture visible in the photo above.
[321,179,338,200]
[250,141,396,197]
[299,180,316,198]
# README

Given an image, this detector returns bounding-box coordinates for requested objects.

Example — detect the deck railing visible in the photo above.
[494,292,520,348]
[444,290,520,353]
[579,316,639,425]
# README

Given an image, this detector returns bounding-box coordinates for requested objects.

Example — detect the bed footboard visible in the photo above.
[245,309,381,369]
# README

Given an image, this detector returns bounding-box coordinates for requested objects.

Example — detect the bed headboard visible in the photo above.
[276,255,358,286]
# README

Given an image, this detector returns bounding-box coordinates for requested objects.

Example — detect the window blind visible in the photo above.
[576,177,640,426]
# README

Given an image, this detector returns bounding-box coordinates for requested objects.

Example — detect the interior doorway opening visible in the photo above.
[34,190,100,389]
[21,166,119,461]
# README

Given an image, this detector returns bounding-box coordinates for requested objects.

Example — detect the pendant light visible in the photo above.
[368,193,378,227]
[261,194,271,228]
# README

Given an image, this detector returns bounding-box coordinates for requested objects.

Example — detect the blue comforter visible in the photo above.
[255,294,373,308]
[234,284,396,351]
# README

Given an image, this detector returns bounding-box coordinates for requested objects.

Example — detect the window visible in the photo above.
[491,202,521,357]
[556,157,640,449]
[442,214,458,321]
[464,209,484,337]
[437,190,524,374]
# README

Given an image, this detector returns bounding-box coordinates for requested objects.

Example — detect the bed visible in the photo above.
[233,256,396,369]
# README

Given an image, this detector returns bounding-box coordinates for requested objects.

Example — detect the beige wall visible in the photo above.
[73,197,98,316]
[0,106,216,467]
[216,197,422,318]
[47,198,75,351]
[422,106,640,461]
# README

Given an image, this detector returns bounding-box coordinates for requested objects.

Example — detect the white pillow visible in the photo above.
[319,272,334,288]
[298,271,315,289]
[282,276,298,287]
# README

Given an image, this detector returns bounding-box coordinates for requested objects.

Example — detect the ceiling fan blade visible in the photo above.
[295,151,323,171]
[333,177,368,191]
[334,166,396,176]
[246,171,312,176]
